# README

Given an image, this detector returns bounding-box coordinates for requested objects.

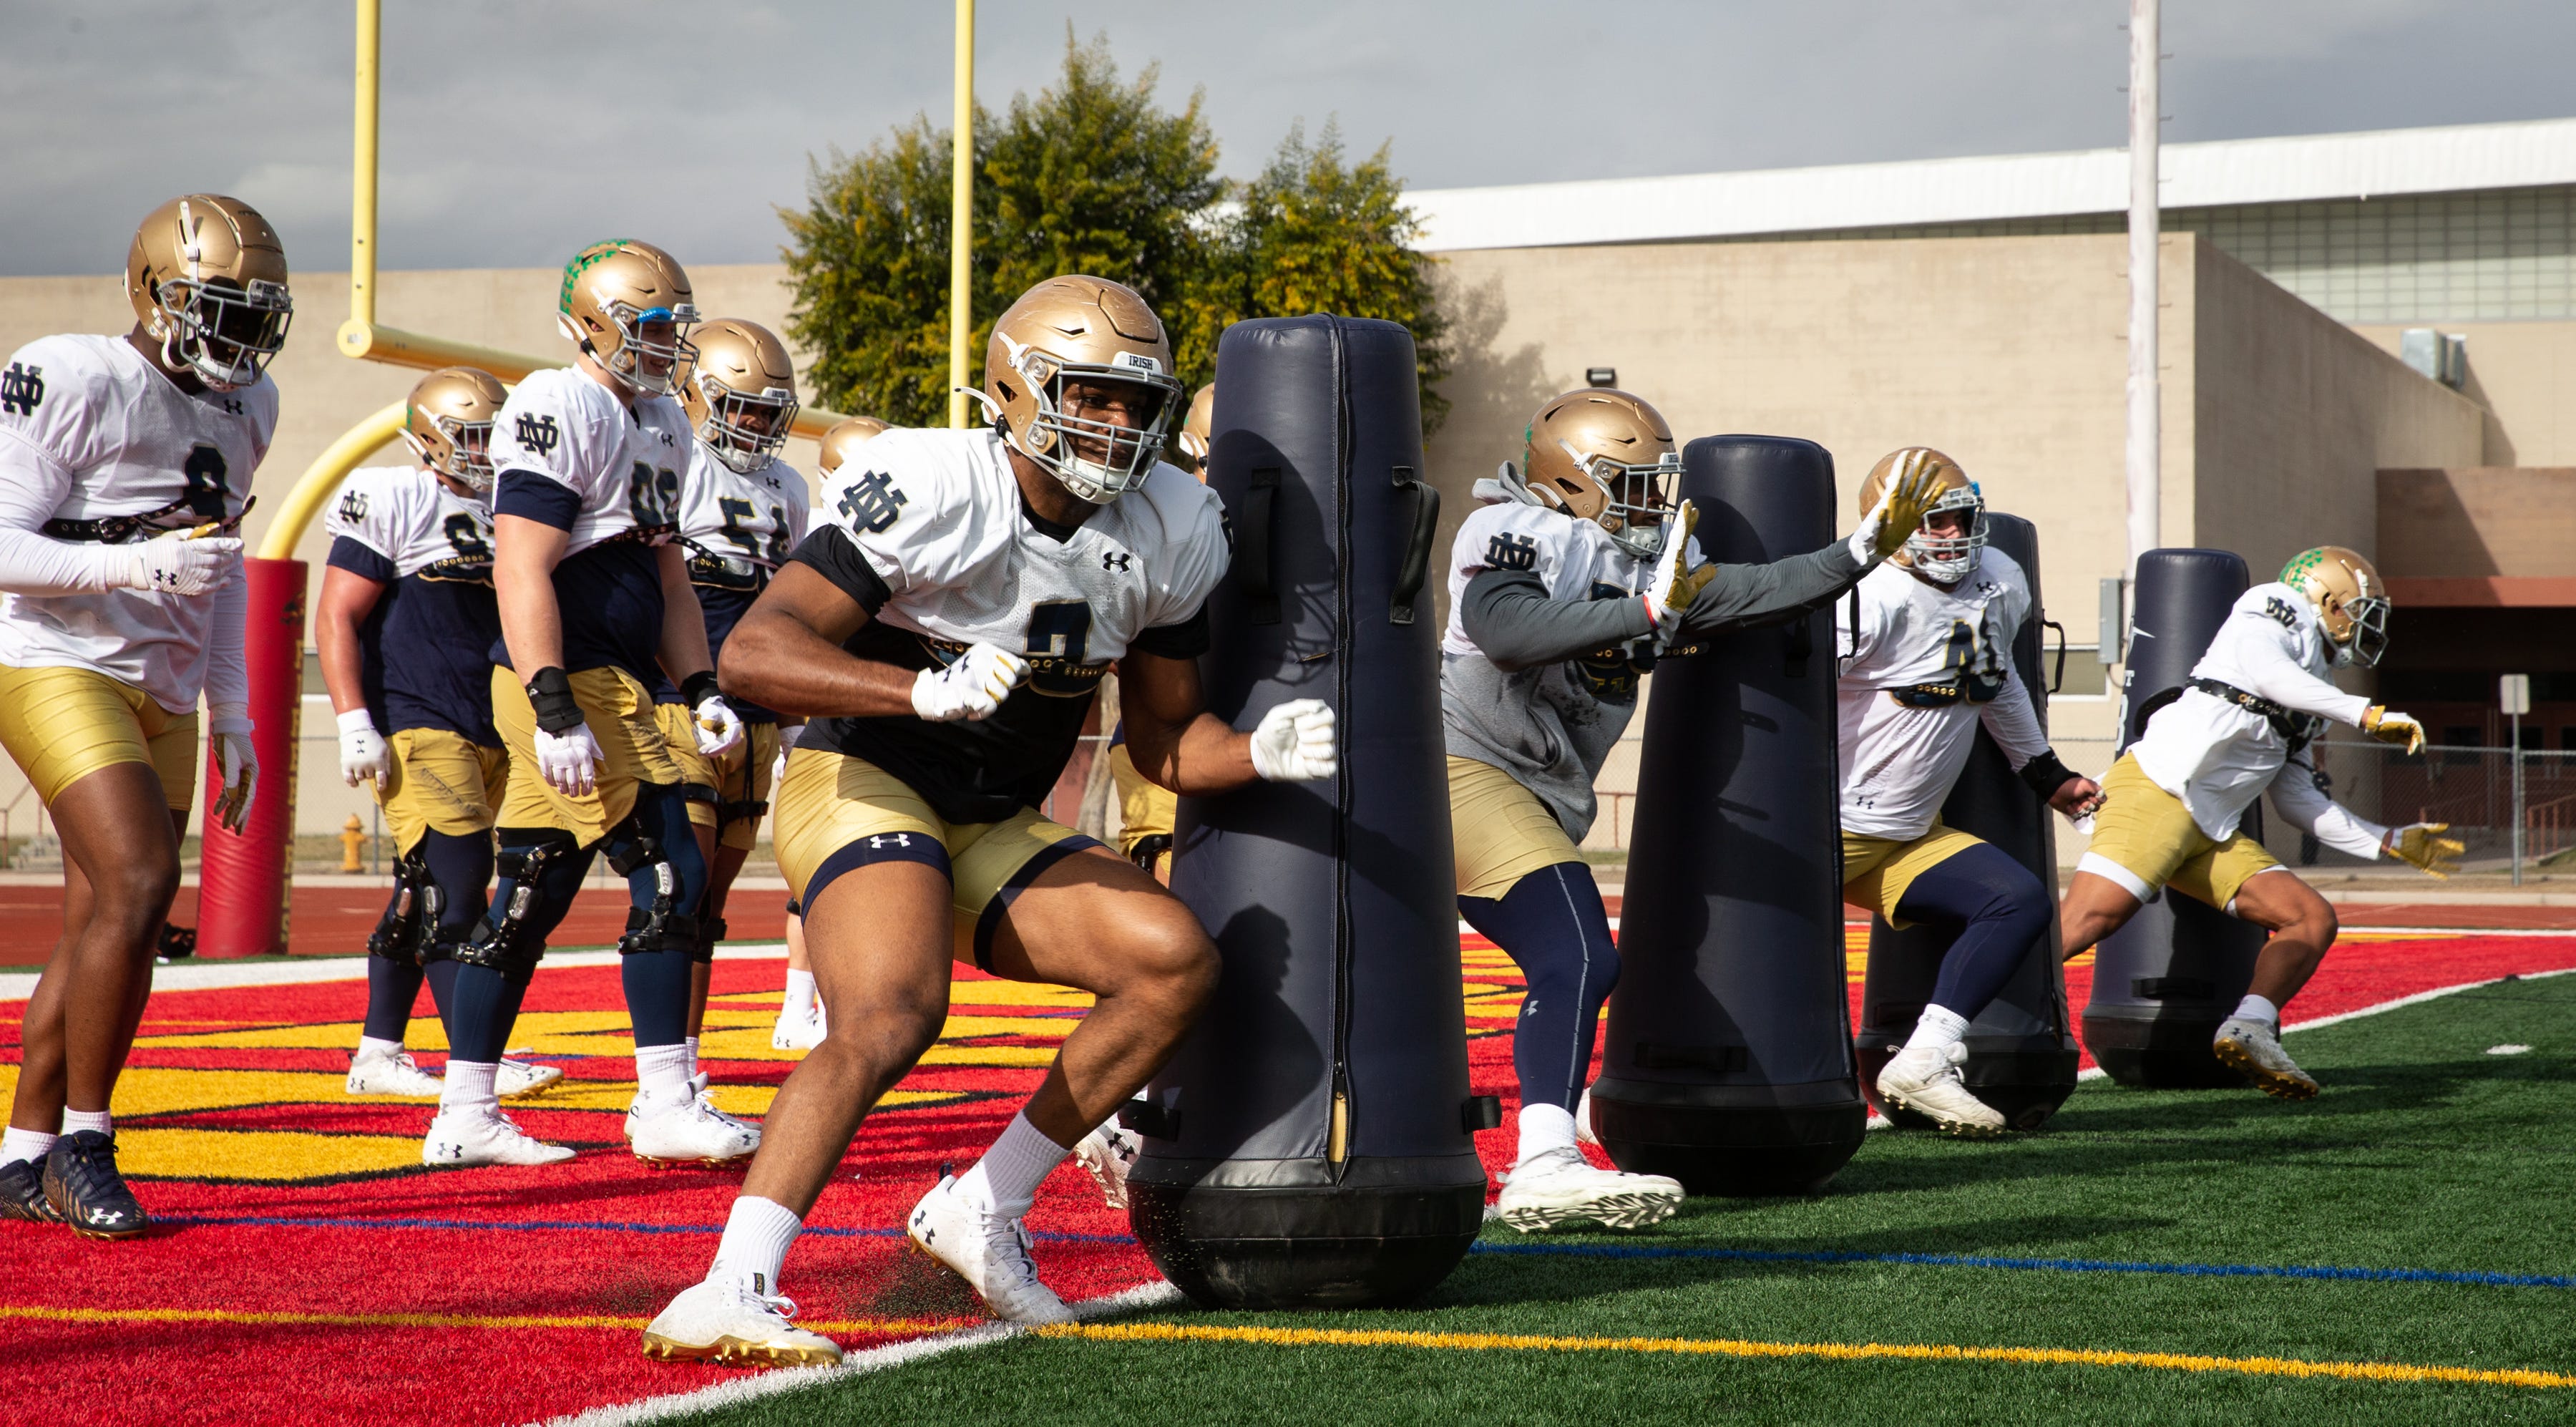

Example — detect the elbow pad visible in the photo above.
[2019,748,2077,799]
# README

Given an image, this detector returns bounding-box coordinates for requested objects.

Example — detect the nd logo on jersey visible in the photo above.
[0,362,44,417]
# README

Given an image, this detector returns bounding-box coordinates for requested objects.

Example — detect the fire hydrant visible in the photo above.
[340,814,367,873]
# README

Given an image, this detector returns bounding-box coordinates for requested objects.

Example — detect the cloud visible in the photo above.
[2,0,2568,278]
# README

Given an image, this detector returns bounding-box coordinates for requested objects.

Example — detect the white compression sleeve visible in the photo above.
[201,561,250,709]
[0,429,134,595]
[2268,754,2389,859]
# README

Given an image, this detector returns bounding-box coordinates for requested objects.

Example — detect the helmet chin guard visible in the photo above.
[983,276,1184,505]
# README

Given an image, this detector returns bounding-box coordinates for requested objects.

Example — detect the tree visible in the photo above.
[1181,123,1450,435]
[782,32,1449,437]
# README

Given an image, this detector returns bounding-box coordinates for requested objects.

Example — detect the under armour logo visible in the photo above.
[514,412,561,459]
[337,490,369,524]
[0,363,42,417]
[869,833,912,849]
[657,430,675,446]
[220,396,245,416]
[836,470,909,534]
[1485,532,1538,572]
[1102,552,1132,573]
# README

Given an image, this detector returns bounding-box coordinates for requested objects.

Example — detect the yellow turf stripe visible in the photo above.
[1033,1323,2576,1391]
[0,1304,960,1335]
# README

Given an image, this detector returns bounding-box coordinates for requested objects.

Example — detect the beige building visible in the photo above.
[0,118,2569,857]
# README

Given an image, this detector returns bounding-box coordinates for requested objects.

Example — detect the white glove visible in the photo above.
[535,722,604,797]
[692,696,744,757]
[337,708,390,789]
[912,642,1028,722]
[129,528,243,597]
[209,704,257,833]
[1249,698,1337,782]
[1642,500,1713,634]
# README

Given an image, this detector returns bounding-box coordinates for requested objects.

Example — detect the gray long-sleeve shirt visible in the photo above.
[1440,498,1867,839]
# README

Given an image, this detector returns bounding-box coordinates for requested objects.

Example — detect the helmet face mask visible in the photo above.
[401,366,507,495]
[128,195,293,391]
[1571,443,1682,561]
[2280,545,2392,668]
[558,240,700,398]
[1520,389,1682,561]
[1903,482,1987,582]
[676,318,799,474]
[984,276,1183,505]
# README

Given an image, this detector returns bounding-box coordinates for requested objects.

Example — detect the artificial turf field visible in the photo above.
[2,931,2572,1426]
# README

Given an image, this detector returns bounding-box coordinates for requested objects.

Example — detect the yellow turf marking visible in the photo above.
[0,1304,961,1335]
[1035,1323,2576,1391]
[117,1127,424,1181]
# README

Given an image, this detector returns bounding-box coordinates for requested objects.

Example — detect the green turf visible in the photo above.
[670,973,2576,1426]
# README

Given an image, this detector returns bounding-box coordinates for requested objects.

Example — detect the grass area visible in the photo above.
[670,973,2576,1426]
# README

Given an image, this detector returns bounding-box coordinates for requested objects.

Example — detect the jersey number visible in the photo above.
[182,444,229,520]
[442,512,493,562]
[717,496,791,564]
[1023,600,1105,698]
[628,462,679,528]
[1894,619,2001,706]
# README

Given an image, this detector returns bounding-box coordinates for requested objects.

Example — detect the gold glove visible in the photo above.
[1645,500,1714,627]
[2361,705,2425,756]
[1872,452,1943,562]
[2384,822,2464,879]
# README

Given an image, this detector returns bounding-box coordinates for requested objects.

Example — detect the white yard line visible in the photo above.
[539,1280,1185,1427]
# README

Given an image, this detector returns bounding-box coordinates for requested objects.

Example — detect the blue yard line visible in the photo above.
[1466,1240,2576,1290]
[160,1212,1133,1246]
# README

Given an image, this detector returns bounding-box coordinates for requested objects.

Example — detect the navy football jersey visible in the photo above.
[324,464,502,744]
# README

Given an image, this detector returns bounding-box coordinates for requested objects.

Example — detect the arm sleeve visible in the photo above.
[1459,568,1653,672]
[1677,541,1868,636]
[0,429,136,595]
[201,560,249,709]
[2230,615,2374,726]
[2268,751,2388,859]
[1978,665,2051,769]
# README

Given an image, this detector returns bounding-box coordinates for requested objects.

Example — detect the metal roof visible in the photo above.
[1407,117,2576,253]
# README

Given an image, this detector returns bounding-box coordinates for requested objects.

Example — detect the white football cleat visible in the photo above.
[2212,1017,2320,1100]
[1875,1043,2008,1138]
[1072,1120,1142,1209]
[345,1047,443,1097]
[771,1010,825,1051]
[630,1094,760,1167]
[1493,1148,1683,1232]
[496,1057,563,1098]
[1574,1085,1601,1146]
[641,1272,841,1368]
[906,1174,1073,1324]
[422,1106,575,1167]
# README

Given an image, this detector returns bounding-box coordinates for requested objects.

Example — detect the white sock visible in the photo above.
[1,1126,58,1167]
[957,1111,1071,1220]
[356,1035,406,1062]
[636,1041,694,1106]
[685,1036,701,1082]
[1905,1005,1973,1054]
[62,1108,111,1137]
[441,1060,499,1112]
[2233,993,2281,1026]
[711,1194,804,1295]
[781,969,818,1021]
[1515,1101,1579,1167]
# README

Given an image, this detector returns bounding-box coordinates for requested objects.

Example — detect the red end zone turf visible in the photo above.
[3,928,2572,1426]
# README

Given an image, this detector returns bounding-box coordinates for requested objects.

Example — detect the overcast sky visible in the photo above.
[6,0,2572,278]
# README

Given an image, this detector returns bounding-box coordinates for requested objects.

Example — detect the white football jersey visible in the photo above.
[675,440,810,595]
[2129,581,2375,841]
[0,333,273,711]
[799,426,1227,824]
[1834,551,2046,841]
[485,365,691,556]
[324,464,494,583]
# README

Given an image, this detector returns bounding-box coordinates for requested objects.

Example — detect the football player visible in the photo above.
[1445,390,1939,1232]
[2059,546,2457,1098]
[457,239,755,1168]
[641,276,1330,1365]
[0,195,286,1234]
[317,367,562,1136]
[769,415,887,1054]
[1835,449,2102,1136]
[653,319,811,1087]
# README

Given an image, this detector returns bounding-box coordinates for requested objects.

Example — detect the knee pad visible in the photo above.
[693,915,726,965]
[367,849,434,965]
[605,825,699,956]
[1128,833,1174,872]
[453,835,574,980]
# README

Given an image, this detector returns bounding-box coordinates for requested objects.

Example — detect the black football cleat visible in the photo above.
[0,1157,63,1224]
[44,1131,149,1240]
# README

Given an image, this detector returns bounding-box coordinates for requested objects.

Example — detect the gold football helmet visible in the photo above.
[402,366,507,493]
[677,318,799,474]
[127,194,293,391]
[1858,447,1984,581]
[1511,389,1682,560]
[982,275,1183,503]
[816,416,891,476]
[1170,383,1216,476]
[557,240,698,397]
[2280,546,2391,668]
